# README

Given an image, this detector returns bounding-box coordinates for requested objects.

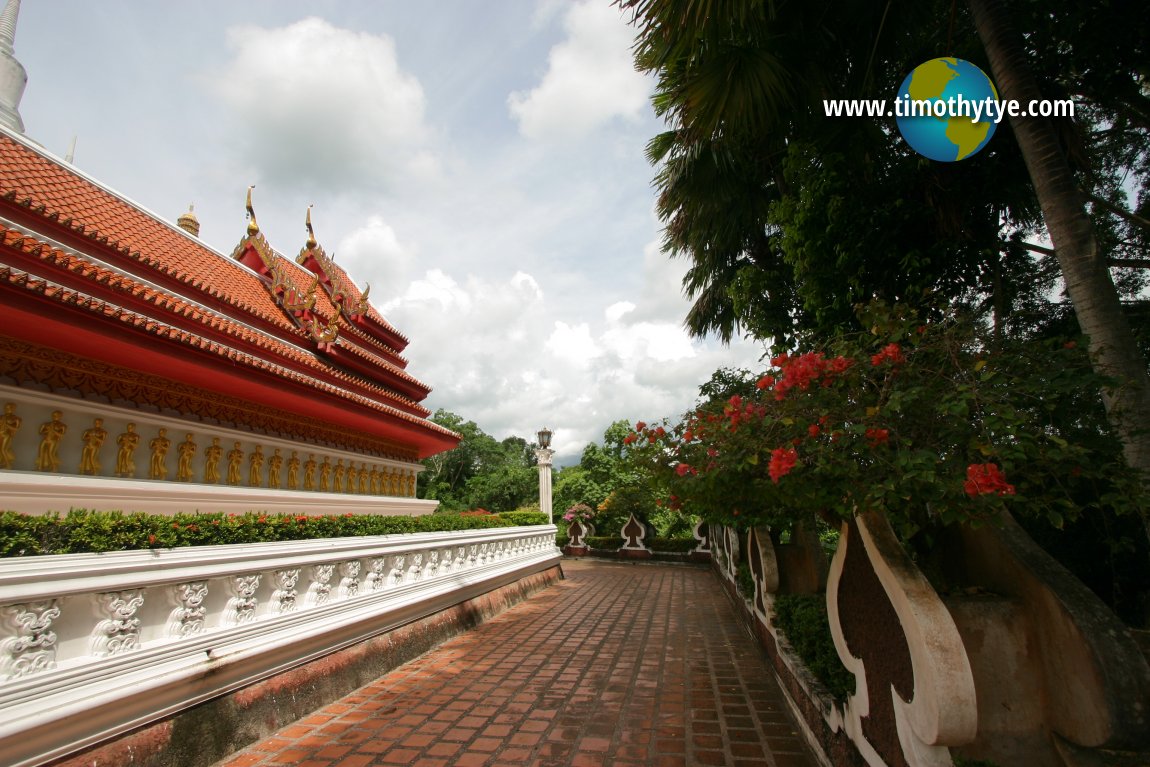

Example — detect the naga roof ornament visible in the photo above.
[231,188,336,346]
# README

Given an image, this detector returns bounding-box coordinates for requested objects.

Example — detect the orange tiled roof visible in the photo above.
[0,224,435,420]
[0,131,456,450]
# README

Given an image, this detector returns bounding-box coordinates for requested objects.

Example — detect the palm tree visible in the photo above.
[969,0,1150,542]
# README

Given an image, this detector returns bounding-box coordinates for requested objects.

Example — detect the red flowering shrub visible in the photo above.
[768,447,798,483]
[619,302,1142,538]
[963,464,1015,497]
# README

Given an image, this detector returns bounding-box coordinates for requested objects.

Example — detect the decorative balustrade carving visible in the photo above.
[0,599,60,678]
[270,569,300,614]
[338,561,361,599]
[166,582,208,638]
[222,574,261,627]
[91,590,145,657]
[0,527,558,685]
[0,526,560,767]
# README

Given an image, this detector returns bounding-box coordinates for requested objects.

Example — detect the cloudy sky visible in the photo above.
[13,0,766,463]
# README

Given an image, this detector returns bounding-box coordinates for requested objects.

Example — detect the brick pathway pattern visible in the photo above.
[215,560,815,767]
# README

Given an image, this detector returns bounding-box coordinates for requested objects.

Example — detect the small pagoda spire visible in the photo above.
[177,204,200,237]
[245,185,259,236]
[0,0,26,133]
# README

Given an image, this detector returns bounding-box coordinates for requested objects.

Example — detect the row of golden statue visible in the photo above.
[0,404,416,496]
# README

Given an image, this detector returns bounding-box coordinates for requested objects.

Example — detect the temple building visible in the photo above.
[0,1,459,516]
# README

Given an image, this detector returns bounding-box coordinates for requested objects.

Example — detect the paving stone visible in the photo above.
[211,560,815,767]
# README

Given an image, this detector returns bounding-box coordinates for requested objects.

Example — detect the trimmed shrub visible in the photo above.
[648,537,697,553]
[773,594,855,702]
[0,509,515,557]
[496,511,549,526]
[586,536,620,550]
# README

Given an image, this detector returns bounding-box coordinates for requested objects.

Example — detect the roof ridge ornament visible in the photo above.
[305,205,317,250]
[245,185,259,236]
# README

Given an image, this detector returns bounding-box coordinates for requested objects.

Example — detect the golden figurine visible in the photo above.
[405,471,415,497]
[176,434,196,482]
[334,458,346,492]
[203,437,222,484]
[268,448,283,489]
[286,450,300,490]
[248,445,264,487]
[1,402,21,469]
[319,456,332,492]
[370,465,381,495]
[149,428,171,480]
[79,418,108,475]
[303,454,317,491]
[358,463,369,494]
[226,442,244,485]
[116,423,140,477]
[36,411,67,472]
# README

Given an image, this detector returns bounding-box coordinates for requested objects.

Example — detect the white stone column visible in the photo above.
[534,447,554,524]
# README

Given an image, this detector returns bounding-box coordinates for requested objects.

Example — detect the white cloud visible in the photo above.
[210,17,435,191]
[546,322,601,367]
[508,1,651,140]
[337,216,415,302]
[383,263,765,463]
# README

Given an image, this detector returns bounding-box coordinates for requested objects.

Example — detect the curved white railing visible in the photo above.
[0,525,561,767]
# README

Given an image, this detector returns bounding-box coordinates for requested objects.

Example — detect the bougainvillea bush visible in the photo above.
[624,303,1145,542]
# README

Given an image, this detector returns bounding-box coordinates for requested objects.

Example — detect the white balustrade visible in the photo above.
[0,525,560,767]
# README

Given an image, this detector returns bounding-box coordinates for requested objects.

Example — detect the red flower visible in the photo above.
[864,427,889,447]
[963,463,1016,497]
[1063,341,1076,349]
[756,375,775,390]
[675,463,696,476]
[871,343,906,367]
[635,421,647,431]
[768,447,798,483]
[148,534,157,545]
[623,433,636,445]
[808,424,821,438]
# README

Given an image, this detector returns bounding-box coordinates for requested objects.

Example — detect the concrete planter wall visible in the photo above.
[714,512,1150,767]
[0,526,561,767]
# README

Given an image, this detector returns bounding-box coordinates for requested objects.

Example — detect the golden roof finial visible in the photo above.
[305,205,317,250]
[245,185,259,236]
[177,203,200,237]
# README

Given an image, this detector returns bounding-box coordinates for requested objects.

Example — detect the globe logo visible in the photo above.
[895,58,999,162]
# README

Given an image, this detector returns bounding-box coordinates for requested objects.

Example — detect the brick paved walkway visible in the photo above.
[214,559,815,767]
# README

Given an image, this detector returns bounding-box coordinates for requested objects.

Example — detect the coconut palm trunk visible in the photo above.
[969,0,1150,543]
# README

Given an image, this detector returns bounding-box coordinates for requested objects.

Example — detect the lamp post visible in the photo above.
[535,427,554,524]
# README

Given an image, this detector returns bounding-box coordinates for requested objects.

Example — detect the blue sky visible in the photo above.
[13,1,766,462]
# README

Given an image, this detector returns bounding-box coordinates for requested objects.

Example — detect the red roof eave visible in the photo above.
[0,290,459,459]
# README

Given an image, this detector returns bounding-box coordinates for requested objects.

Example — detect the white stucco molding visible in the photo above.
[0,526,561,767]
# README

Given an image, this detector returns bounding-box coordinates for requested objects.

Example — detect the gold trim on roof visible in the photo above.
[245,185,259,236]
[231,188,338,346]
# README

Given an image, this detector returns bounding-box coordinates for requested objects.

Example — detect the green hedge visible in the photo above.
[773,594,856,702]
[586,536,620,549]
[0,509,516,557]
[648,537,698,553]
[495,511,549,526]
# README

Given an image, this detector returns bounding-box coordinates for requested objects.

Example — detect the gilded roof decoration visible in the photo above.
[230,189,337,344]
[296,209,374,324]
